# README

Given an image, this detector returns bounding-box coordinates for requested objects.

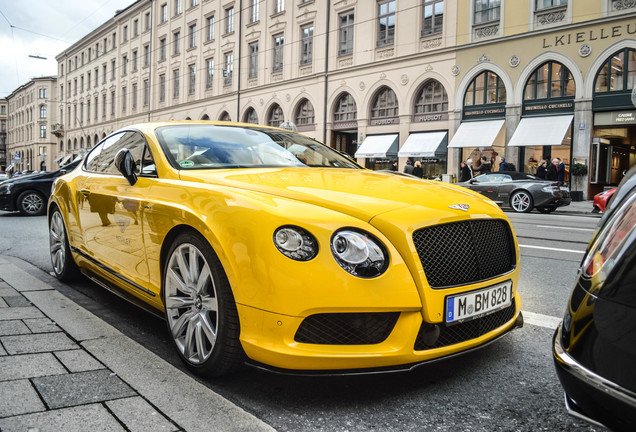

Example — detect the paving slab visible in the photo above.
[2,295,32,307]
[0,353,67,380]
[1,332,79,355]
[0,297,7,307]
[0,344,6,356]
[0,379,46,417]
[106,396,179,432]
[23,317,60,333]
[0,286,19,297]
[22,290,121,341]
[83,335,276,432]
[0,263,55,292]
[31,369,137,410]
[0,403,126,432]
[0,319,30,336]
[54,349,104,373]
[0,306,44,321]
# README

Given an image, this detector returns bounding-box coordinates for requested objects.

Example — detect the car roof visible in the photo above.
[479,171,543,181]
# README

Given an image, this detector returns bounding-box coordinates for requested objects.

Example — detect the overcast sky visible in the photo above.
[0,0,135,98]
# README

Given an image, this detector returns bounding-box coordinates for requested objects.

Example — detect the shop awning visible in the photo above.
[354,134,399,158]
[397,132,448,158]
[448,119,505,148]
[59,155,72,165]
[508,115,573,147]
[53,156,64,163]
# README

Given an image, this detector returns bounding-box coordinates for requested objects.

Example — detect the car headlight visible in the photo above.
[331,229,389,278]
[273,225,318,261]
[0,183,13,194]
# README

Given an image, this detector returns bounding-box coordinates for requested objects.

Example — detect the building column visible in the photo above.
[574,99,593,200]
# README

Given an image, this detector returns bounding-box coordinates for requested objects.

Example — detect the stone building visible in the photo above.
[0,98,7,171]
[5,77,59,172]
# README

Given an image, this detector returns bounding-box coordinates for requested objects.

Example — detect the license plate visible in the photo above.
[445,281,513,324]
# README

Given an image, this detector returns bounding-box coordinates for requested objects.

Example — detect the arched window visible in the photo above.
[333,93,357,122]
[524,61,575,100]
[219,111,231,122]
[67,140,72,151]
[268,104,284,127]
[595,48,636,93]
[60,141,64,151]
[370,86,399,118]
[201,114,210,120]
[414,80,448,113]
[74,138,78,150]
[40,105,46,119]
[295,99,314,125]
[244,108,258,124]
[94,134,99,146]
[80,137,85,149]
[464,71,506,106]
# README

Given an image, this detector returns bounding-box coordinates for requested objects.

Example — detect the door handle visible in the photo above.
[80,189,91,198]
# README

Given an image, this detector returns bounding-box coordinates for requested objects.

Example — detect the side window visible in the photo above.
[97,133,127,174]
[84,142,105,171]
[141,145,157,176]
[501,175,513,182]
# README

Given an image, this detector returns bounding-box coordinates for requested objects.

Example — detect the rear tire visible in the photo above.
[49,207,80,281]
[17,190,46,216]
[510,191,534,213]
[162,231,245,377]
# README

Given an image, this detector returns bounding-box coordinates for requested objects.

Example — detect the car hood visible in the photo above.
[179,168,498,222]
[1,171,58,185]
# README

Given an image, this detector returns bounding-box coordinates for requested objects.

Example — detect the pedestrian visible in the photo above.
[498,156,510,172]
[556,157,566,184]
[546,158,558,181]
[536,159,548,179]
[412,160,423,178]
[390,160,398,171]
[473,156,491,175]
[459,158,473,182]
[403,159,414,174]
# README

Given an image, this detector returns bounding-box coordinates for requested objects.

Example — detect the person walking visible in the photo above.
[473,156,491,175]
[556,157,566,184]
[546,158,558,181]
[536,160,548,179]
[459,159,473,182]
[498,156,510,172]
[403,159,414,174]
[412,160,423,178]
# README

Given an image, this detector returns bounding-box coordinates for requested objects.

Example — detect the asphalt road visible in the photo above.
[0,209,604,431]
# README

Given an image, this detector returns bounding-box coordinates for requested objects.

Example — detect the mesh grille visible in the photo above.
[413,219,516,288]
[414,300,516,350]
[294,313,400,345]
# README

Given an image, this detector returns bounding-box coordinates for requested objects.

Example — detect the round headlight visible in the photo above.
[330,229,388,278]
[273,225,318,261]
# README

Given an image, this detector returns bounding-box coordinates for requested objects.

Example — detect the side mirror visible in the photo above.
[469,178,478,184]
[115,148,138,186]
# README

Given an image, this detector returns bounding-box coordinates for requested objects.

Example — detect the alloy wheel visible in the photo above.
[21,192,44,215]
[511,191,532,213]
[164,243,218,365]
[49,210,67,275]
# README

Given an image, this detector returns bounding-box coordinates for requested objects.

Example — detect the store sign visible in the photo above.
[523,100,574,116]
[542,23,636,49]
[370,117,399,126]
[593,110,636,126]
[412,112,449,123]
[463,105,506,120]
[332,121,358,131]
[421,158,440,163]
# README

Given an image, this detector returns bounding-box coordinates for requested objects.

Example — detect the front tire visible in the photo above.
[162,231,244,377]
[510,191,534,213]
[49,207,80,281]
[18,190,46,216]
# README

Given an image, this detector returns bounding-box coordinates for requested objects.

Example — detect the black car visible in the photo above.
[553,166,636,431]
[0,160,81,216]
[460,171,571,213]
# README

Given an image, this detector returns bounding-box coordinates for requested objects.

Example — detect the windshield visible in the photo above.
[155,124,361,170]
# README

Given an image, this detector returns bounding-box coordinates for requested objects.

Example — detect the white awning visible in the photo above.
[59,155,72,165]
[354,134,399,158]
[448,119,505,148]
[53,156,64,163]
[508,115,573,147]
[397,132,448,157]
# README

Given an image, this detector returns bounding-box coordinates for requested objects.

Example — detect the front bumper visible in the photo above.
[0,194,15,212]
[237,291,522,372]
[553,324,636,431]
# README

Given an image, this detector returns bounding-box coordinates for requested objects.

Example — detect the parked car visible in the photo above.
[48,121,523,377]
[553,168,636,431]
[592,187,617,214]
[0,160,81,216]
[460,172,571,213]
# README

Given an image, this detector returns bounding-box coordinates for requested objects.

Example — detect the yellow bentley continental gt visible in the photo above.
[48,122,522,377]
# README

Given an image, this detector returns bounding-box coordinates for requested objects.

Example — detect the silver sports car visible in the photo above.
[460,172,572,213]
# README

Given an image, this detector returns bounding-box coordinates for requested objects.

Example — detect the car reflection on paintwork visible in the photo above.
[460,171,572,213]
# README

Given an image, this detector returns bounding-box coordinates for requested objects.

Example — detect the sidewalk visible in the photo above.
[553,199,600,216]
[0,256,275,432]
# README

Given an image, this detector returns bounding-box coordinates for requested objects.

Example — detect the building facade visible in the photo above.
[54,0,459,180]
[451,0,636,198]
[0,98,7,171]
[6,78,59,173]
